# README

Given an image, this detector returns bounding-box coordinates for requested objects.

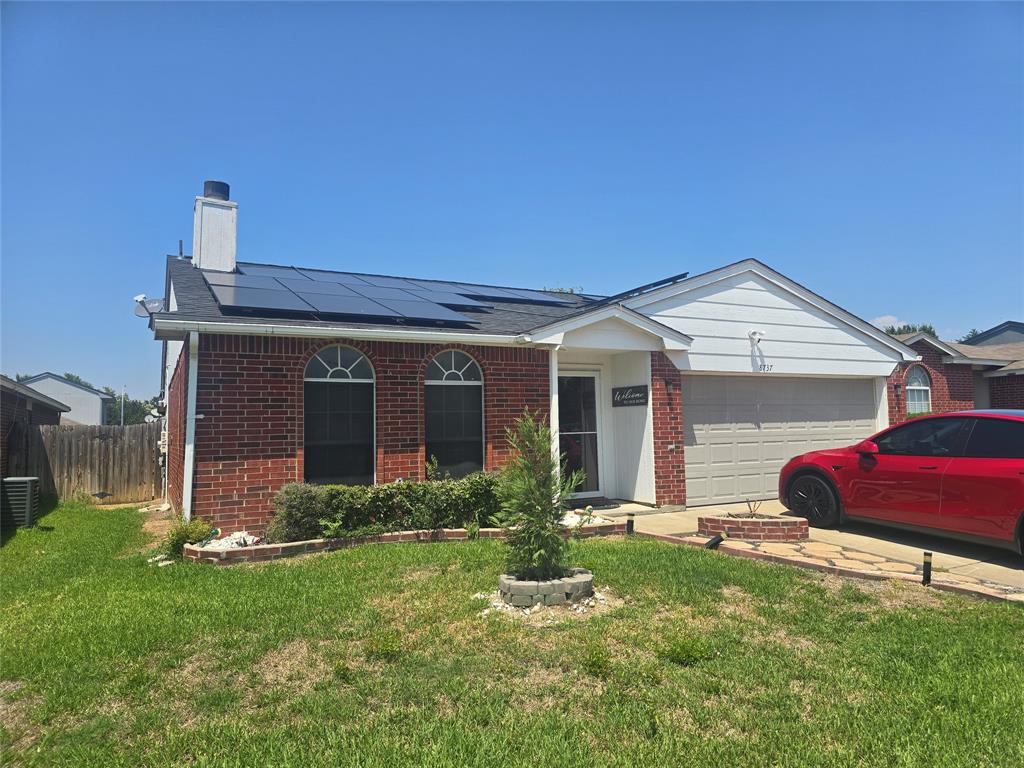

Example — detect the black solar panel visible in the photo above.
[297,268,370,285]
[275,277,360,296]
[211,285,316,312]
[349,285,419,301]
[204,272,283,290]
[376,299,476,323]
[354,274,420,289]
[237,263,305,279]
[405,288,492,308]
[208,262,565,324]
[296,293,398,317]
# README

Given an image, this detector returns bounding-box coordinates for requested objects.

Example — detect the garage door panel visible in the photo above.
[683,376,876,505]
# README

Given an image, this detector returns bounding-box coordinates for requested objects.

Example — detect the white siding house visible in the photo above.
[19,373,114,426]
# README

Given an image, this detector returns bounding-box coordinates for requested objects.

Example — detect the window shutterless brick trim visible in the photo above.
[170,335,550,532]
[651,352,686,506]
[886,341,975,424]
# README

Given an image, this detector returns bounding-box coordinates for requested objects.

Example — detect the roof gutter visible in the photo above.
[151,317,528,347]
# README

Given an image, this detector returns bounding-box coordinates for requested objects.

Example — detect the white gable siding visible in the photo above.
[23,377,107,425]
[633,272,903,378]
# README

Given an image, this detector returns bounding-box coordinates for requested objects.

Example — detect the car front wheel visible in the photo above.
[787,474,840,528]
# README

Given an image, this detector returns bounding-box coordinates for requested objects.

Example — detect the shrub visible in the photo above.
[266,472,501,543]
[164,517,214,557]
[68,489,95,507]
[497,410,583,580]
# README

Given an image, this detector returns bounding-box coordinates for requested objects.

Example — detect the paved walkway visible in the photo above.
[595,499,1024,597]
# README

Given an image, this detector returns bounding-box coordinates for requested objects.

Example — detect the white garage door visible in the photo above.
[682,376,877,506]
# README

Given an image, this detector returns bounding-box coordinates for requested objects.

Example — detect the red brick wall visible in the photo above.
[990,376,1024,409]
[651,352,686,506]
[187,335,550,532]
[166,344,188,513]
[886,341,975,424]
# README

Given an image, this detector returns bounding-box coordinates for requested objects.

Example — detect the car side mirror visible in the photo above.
[855,439,879,455]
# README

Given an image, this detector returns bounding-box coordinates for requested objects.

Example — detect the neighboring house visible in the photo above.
[1,375,70,477]
[963,320,1024,347]
[149,181,920,532]
[18,373,114,426]
[888,326,1024,422]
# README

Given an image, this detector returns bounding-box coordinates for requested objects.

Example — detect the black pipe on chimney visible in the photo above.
[203,180,230,201]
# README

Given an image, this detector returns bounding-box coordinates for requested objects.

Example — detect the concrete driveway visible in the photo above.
[601,499,1024,591]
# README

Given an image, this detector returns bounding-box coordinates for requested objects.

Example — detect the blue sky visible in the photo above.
[2,2,1021,397]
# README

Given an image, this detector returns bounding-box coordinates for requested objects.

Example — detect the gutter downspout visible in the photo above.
[549,345,560,474]
[181,332,200,521]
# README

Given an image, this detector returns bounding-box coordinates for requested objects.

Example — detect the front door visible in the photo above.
[558,374,601,497]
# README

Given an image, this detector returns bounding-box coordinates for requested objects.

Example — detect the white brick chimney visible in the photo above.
[192,180,237,272]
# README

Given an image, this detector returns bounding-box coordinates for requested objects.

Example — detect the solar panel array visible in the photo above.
[201,262,574,325]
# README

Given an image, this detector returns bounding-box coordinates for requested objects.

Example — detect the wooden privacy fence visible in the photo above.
[5,422,162,504]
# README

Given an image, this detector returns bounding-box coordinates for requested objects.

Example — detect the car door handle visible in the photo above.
[919,465,939,470]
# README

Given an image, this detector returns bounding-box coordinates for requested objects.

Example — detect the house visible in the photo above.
[963,320,1024,347]
[888,326,1024,421]
[18,373,114,426]
[149,181,921,533]
[1,375,70,478]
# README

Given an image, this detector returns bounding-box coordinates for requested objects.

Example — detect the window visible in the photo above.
[875,417,968,457]
[425,350,483,479]
[303,346,374,485]
[905,366,932,415]
[963,418,1024,459]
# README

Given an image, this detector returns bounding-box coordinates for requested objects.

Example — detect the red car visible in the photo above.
[779,410,1024,553]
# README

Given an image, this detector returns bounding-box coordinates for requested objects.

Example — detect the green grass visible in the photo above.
[2,501,1023,767]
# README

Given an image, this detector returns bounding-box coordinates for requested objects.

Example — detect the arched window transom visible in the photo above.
[303,346,374,485]
[426,350,483,383]
[305,345,374,382]
[905,366,932,415]
[425,351,483,478]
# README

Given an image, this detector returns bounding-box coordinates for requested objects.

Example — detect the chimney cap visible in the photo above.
[203,180,230,201]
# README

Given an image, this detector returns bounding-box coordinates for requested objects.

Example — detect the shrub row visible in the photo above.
[265,472,501,543]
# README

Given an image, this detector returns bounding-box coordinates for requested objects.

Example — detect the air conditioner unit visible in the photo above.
[1,477,40,530]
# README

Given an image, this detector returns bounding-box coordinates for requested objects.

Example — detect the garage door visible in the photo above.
[682,376,877,506]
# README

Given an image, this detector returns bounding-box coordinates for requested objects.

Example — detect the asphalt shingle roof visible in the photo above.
[156,257,597,336]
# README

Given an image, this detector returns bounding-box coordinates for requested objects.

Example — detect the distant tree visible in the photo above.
[103,390,159,426]
[884,323,937,337]
[14,373,30,382]
[63,372,97,389]
[957,329,981,343]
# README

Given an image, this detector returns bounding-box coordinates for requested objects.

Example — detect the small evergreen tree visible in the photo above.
[497,410,583,580]
[958,328,981,343]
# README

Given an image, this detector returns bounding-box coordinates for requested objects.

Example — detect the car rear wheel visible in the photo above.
[788,474,840,528]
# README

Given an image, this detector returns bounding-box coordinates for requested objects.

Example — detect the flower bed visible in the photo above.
[183,521,626,565]
[697,514,808,541]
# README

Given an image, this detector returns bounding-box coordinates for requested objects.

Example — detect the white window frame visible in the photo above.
[905,366,932,415]
[424,350,485,474]
[303,345,376,484]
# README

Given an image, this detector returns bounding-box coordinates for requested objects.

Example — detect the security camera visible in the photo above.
[748,329,766,344]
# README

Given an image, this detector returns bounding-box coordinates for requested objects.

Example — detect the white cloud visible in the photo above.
[870,314,905,330]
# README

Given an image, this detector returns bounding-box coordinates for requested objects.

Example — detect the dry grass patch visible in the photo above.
[254,639,330,694]
[819,574,944,610]
[0,680,40,754]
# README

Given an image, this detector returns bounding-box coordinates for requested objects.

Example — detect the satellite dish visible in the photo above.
[133,298,165,317]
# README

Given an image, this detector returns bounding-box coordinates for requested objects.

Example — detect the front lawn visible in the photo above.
[2,502,1022,767]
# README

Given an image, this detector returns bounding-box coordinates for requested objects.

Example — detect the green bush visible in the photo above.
[266,472,501,543]
[497,410,583,580]
[164,517,214,557]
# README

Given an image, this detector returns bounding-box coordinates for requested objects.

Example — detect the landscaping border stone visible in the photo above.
[697,515,808,541]
[498,568,593,607]
[182,521,627,565]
